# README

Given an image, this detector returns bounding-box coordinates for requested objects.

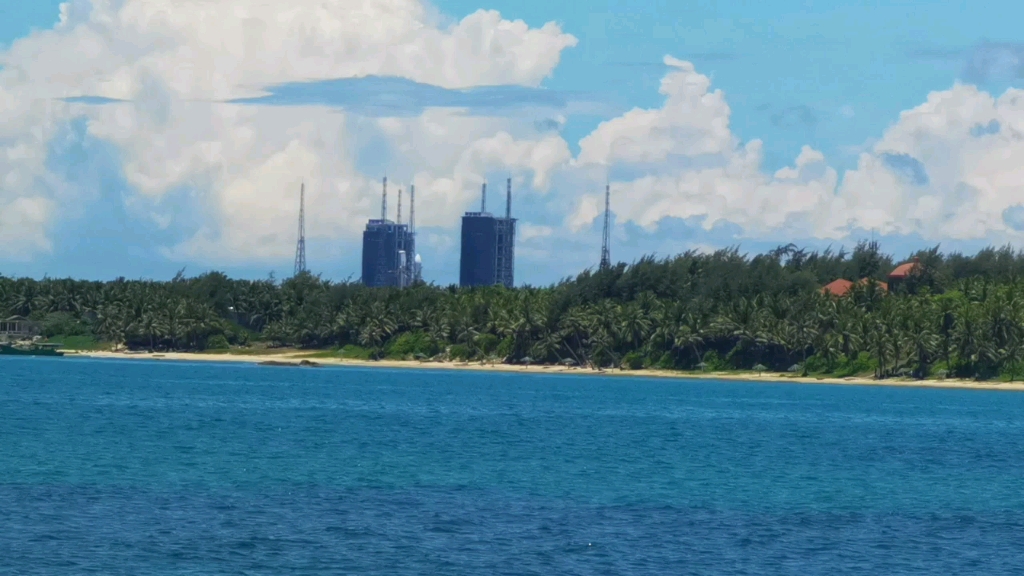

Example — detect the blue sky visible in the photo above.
[1,0,1023,284]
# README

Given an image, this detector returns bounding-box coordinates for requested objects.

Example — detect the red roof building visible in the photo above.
[821,278,888,297]
[822,279,854,296]
[888,257,921,280]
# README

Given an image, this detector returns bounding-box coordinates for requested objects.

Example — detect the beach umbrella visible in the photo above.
[753,363,767,376]
[696,362,708,372]
[787,364,802,373]
[559,358,577,366]
[414,353,428,362]
[520,356,534,366]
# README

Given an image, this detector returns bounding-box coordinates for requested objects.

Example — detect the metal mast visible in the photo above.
[409,185,415,232]
[505,177,512,219]
[397,187,403,224]
[293,182,306,275]
[599,182,611,270]
[409,184,418,283]
[381,176,387,221]
[481,182,487,213]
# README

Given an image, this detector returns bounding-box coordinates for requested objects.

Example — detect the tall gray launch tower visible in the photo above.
[293,182,306,276]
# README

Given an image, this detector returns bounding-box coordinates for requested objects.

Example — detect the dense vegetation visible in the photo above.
[7,242,1024,380]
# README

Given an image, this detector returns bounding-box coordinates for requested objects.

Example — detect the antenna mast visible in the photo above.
[506,177,512,219]
[381,176,387,221]
[600,182,611,270]
[409,185,415,232]
[481,182,487,213]
[397,187,403,225]
[293,181,307,276]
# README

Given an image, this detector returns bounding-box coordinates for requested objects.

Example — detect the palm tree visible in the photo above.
[904,298,938,378]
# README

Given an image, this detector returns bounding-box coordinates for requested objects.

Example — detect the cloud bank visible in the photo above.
[1,0,1023,276]
[0,0,576,262]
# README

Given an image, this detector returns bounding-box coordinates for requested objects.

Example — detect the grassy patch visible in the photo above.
[295,349,344,359]
[291,346,373,360]
[218,347,297,356]
[829,352,877,378]
[45,335,106,351]
[338,345,373,360]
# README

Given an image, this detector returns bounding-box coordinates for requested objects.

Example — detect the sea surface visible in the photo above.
[3,358,1024,575]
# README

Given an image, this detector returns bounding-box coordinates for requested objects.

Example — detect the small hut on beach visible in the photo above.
[0,316,39,340]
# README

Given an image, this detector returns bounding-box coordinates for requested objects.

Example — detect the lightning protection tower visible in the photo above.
[294,181,307,276]
[599,183,611,271]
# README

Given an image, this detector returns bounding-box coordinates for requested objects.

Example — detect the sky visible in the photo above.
[1,0,1023,285]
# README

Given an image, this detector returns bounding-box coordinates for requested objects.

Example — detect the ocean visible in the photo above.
[3,356,1024,574]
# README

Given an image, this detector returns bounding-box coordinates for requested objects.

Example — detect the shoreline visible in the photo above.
[70,350,1024,392]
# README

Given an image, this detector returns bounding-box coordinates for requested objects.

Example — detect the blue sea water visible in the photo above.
[3,358,1024,575]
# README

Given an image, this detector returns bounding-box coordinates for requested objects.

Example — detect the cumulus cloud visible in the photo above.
[518,223,554,242]
[0,91,65,257]
[4,1,1024,271]
[566,59,1024,248]
[566,57,838,239]
[0,0,577,263]
[8,0,578,101]
[575,56,734,165]
[833,84,1024,240]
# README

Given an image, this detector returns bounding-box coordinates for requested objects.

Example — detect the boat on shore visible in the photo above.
[0,342,65,357]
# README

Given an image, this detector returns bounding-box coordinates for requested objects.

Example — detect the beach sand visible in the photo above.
[69,349,1024,392]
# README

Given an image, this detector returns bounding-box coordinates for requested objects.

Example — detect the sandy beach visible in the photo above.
[69,349,1024,392]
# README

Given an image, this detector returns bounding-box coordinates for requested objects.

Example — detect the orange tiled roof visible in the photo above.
[822,279,854,296]
[888,258,920,279]
[822,277,888,297]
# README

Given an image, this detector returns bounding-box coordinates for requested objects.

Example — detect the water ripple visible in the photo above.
[3,357,1024,574]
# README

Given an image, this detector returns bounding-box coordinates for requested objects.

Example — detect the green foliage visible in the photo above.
[339,345,372,360]
[449,344,471,361]
[621,351,644,370]
[41,312,91,338]
[45,335,104,350]
[385,331,439,359]
[496,337,514,360]
[803,354,828,374]
[206,334,230,350]
[475,333,499,356]
[702,351,727,371]
[6,242,1024,381]
[831,352,876,378]
[655,352,676,370]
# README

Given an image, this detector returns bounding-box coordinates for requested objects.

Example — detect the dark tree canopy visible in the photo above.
[5,241,1024,380]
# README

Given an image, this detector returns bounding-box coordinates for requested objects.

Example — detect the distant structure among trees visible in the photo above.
[460,178,516,288]
[12,240,1024,381]
[361,177,419,288]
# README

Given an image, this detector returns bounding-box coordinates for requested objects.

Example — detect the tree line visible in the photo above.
[6,242,1024,380]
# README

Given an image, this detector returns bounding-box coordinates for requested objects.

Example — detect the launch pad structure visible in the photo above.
[459,178,516,289]
[361,177,420,288]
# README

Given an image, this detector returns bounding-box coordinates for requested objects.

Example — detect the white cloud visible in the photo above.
[0,91,65,257]
[373,109,572,232]
[0,0,577,263]
[575,56,734,166]
[832,84,1024,241]
[518,223,553,241]
[0,197,54,258]
[566,194,602,234]
[565,58,838,239]
[6,1,577,101]
[4,0,1024,271]
[566,59,1024,248]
